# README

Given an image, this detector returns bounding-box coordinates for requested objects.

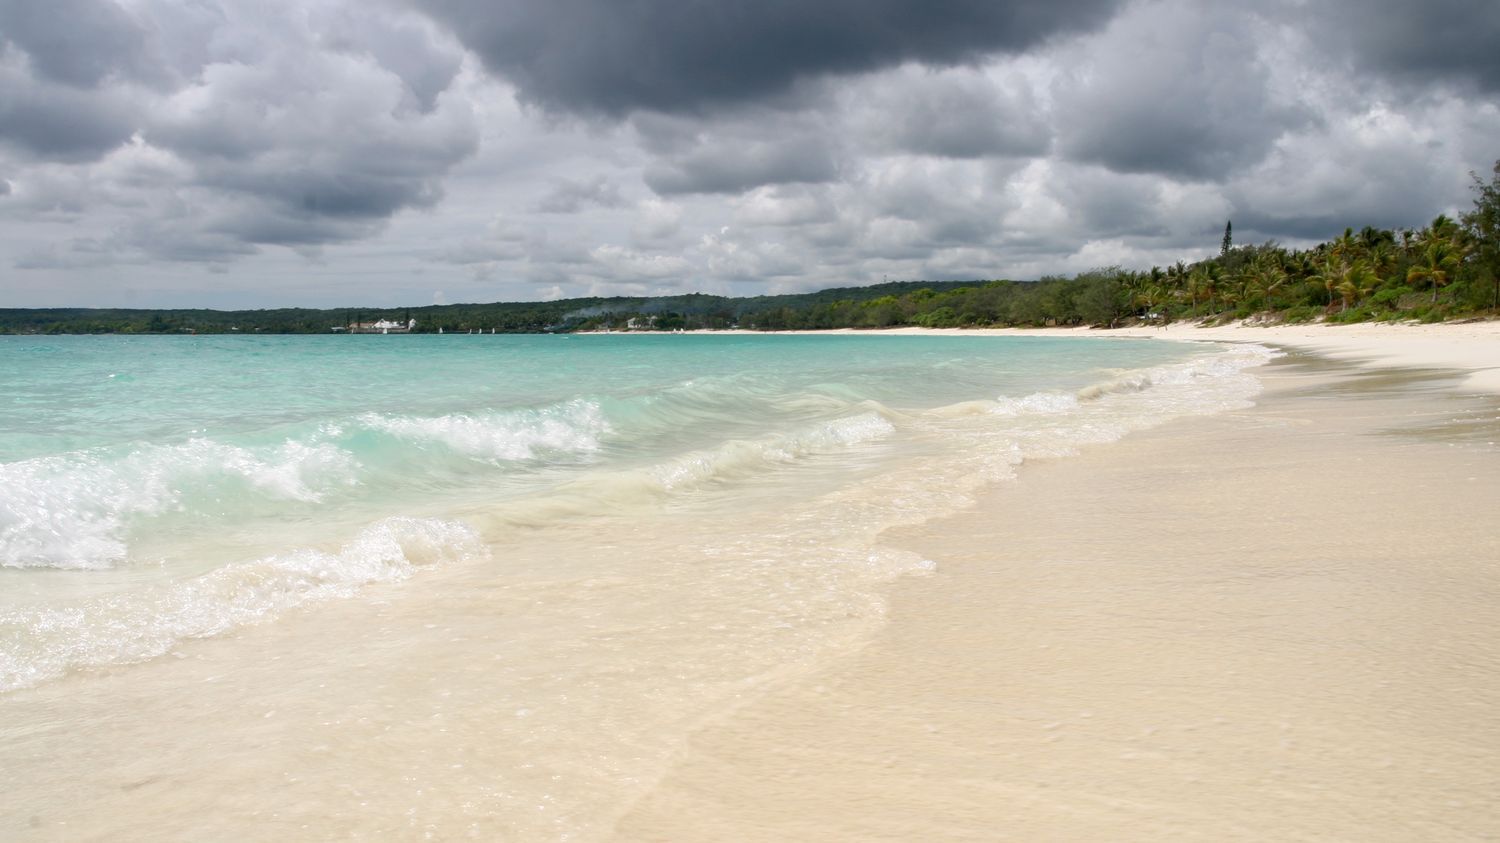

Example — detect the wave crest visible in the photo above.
[0,439,358,571]
[356,399,609,463]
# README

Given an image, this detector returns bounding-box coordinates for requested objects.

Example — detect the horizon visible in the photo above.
[1,278,981,314]
[1,1,1497,309]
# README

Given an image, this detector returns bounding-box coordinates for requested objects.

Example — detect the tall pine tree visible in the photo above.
[1221,220,1233,256]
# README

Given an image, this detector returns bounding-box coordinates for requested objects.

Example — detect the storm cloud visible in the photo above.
[411,0,1125,116]
[1,0,1497,307]
[1309,0,1500,95]
[1053,3,1310,179]
[0,0,162,89]
[0,0,478,267]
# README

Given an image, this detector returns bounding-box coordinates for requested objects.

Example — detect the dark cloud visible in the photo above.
[92,3,474,258]
[0,0,477,222]
[0,66,138,161]
[1229,210,1349,243]
[1227,131,1473,242]
[634,109,843,194]
[140,125,476,252]
[644,134,839,195]
[318,8,464,112]
[1054,4,1309,180]
[1311,0,1500,95]
[3,0,1498,307]
[1052,169,1172,237]
[535,175,625,213]
[0,0,161,88]
[412,0,1125,116]
[858,68,1051,159]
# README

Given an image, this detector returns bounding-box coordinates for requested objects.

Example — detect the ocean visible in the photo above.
[0,332,1272,838]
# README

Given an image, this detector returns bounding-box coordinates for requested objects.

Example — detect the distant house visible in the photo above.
[344,318,417,334]
[626,316,657,330]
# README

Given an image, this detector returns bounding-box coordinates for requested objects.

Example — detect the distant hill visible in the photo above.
[0,280,985,334]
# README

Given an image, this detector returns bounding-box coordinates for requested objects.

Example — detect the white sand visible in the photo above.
[757,320,1500,395]
[618,331,1500,840]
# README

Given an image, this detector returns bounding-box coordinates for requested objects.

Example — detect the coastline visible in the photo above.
[615,338,1500,839]
[684,320,1500,396]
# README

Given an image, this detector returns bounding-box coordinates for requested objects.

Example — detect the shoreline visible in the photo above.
[4,329,1497,839]
[679,320,1500,396]
[615,344,1500,840]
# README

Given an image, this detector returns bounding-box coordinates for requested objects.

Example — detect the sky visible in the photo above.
[1,0,1497,309]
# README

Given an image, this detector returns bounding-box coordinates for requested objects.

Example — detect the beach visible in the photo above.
[718,320,1500,395]
[1,323,1497,840]
[619,323,1500,840]
[5,0,1498,835]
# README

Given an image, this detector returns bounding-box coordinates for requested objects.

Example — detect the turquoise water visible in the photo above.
[0,333,1269,691]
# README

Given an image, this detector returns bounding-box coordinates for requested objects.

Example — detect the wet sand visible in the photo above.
[708,319,1500,393]
[616,353,1500,840]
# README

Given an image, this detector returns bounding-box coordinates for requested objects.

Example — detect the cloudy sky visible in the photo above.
[1,0,1497,308]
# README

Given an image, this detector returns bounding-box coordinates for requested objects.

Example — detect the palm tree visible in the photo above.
[1132,284,1165,321]
[1358,225,1393,251]
[1170,260,1187,288]
[1206,264,1237,312]
[1310,255,1344,309]
[1187,267,1215,317]
[1331,227,1360,264]
[1407,240,1461,303]
[1368,240,1397,280]
[1248,257,1288,311]
[1336,260,1379,311]
[1145,266,1167,312]
[1430,214,1459,241]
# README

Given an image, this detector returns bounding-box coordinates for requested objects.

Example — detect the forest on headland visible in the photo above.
[4,162,1497,336]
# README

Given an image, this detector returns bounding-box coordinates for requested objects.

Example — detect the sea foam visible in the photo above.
[355,399,609,463]
[0,516,483,691]
[0,439,358,570]
[651,411,895,492]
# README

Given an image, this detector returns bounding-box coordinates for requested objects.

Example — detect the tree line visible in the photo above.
[4,162,1497,335]
[735,160,1500,330]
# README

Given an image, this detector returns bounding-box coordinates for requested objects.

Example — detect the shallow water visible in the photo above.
[611,360,1500,841]
[0,333,1274,838]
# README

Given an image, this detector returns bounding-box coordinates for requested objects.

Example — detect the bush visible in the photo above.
[1329,306,1374,323]
[914,307,960,328]
[1370,285,1414,307]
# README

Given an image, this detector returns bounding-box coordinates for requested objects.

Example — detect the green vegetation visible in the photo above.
[0,283,977,335]
[5,161,1498,335]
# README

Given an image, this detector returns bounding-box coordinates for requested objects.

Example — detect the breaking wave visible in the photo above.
[0,439,358,571]
[354,399,609,463]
